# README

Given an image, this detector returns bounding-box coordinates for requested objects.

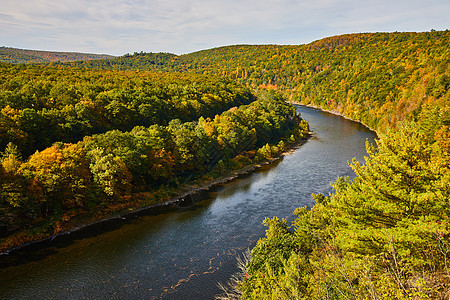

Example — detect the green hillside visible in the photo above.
[0,47,114,64]
[1,31,449,298]
[0,63,307,253]
[65,31,449,132]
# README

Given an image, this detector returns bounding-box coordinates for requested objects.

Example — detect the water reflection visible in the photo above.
[0,105,376,300]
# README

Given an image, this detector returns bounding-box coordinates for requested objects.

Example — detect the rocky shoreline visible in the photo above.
[1,102,375,257]
[0,135,311,257]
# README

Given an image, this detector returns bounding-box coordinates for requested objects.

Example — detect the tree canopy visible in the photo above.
[1,31,449,296]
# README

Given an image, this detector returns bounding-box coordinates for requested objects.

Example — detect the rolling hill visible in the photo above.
[0,46,115,64]
[1,30,449,298]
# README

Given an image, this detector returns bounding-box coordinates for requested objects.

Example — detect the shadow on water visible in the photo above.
[0,205,173,268]
[0,105,377,300]
[0,157,283,270]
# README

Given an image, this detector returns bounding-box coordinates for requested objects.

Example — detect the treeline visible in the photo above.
[55,31,449,298]
[62,51,178,71]
[65,31,449,133]
[206,33,447,298]
[0,87,308,251]
[0,47,114,64]
[0,63,255,157]
[234,106,449,299]
[2,31,449,296]
[61,45,290,77]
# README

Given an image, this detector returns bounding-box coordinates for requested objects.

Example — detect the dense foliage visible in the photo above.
[67,31,449,132]
[0,78,307,251]
[2,30,449,297]
[236,113,449,299]
[0,47,114,64]
[0,63,255,156]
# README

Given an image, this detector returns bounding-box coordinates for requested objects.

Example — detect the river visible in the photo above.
[0,105,377,299]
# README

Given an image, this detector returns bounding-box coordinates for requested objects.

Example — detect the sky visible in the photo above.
[1,0,449,56]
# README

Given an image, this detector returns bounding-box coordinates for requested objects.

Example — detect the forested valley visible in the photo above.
[1,30,449,298]
[0,64,308,252]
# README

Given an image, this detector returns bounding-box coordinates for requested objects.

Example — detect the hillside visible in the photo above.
[76,31,446,298]
[64,31,449,133]
[0,63,308,253]
[1,31,449,298]
[0,47,114,64]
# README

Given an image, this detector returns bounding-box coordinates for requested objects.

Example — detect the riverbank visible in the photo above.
[0,133,311,257]
[0,105,379,299]
[289,102,378,133]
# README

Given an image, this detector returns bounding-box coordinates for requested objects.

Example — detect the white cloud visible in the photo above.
[0,0,449,55]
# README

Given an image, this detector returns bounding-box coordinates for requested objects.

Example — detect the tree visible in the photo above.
[88,148,133,198]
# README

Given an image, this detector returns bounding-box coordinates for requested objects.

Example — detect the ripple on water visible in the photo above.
[0,105,376,300]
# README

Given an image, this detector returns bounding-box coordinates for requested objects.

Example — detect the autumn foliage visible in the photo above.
[0,68,307,251]
[1,30,449,297]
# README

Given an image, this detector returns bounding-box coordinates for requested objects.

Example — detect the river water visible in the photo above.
[0,105,376,299]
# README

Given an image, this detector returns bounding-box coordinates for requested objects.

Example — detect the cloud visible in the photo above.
[1,0,449,55]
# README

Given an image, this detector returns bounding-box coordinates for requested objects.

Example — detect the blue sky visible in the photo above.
[1,0,449,56]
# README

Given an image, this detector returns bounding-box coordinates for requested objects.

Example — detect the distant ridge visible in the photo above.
[0,47,115,64]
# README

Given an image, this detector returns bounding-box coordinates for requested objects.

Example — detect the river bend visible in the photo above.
[0,105,377,299]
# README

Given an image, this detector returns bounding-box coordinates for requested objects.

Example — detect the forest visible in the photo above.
[1,30,449,298]
[0,63,307,252]
[0,64,257,156]
[0,47,114,64]
[63,31,449,133]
